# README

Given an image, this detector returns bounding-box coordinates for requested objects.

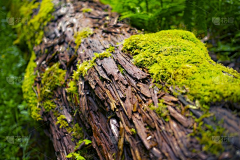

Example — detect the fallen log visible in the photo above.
[20,0,240,159]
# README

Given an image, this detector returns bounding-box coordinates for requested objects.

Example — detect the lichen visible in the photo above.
[74,27,93,51]
[22,52,42,121]
[56,115,69,128]
[40,63,66,101]
[122,30,240,106]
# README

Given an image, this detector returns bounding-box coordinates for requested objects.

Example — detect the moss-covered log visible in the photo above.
[21,0,240,159]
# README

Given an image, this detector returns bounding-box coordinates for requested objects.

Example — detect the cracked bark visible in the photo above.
[31,0,240,159]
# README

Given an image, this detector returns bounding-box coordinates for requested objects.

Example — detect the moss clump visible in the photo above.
[42,100,56,112]
[14,0,54,48]
[117,64,125,74]
[122,30,240,106]
[189,113,225,155]
[22,52,42,121]
[73,51,112,79]
[81,8,92,13]
[20,0,55,120]
[75,139,92,150]
[66,81,78,95]
[66,152,86,160]
[56,115,69,128]
[130,128,136,135]
[149,100,169,121]
[74,27,93,51]
[66,139,92,160]
[41,63,66,100]
[71,124,84,139]
[106,45,115,53]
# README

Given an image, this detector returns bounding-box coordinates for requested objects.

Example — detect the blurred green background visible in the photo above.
[101,0,240,71]
[0,0,239,159]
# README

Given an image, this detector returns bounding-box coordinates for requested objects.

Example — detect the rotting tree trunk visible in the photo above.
[29,0,240,160]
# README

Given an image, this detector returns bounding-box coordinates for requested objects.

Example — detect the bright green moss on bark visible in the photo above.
[42,100,56,112]
[189,113,225,155]
[56,115,69,128]
[66,81,78,95]
[81,8,93,13]
[123,29,240,156]
[74,27,93,51]
[71,124,84,139]
[72,51,112,80]
[66,139,92,160]
[106,45,115,53]
[20,0,55,121]
[14,0,54,48]
[22,52,42,121]
[41,63,66,100]
[122,30,240,106]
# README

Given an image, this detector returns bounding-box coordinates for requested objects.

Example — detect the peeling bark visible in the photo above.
[30,0,240,160]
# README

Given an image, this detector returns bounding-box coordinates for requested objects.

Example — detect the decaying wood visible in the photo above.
[32,0,240,159]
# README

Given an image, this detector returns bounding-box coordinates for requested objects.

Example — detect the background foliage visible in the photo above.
[101,0,240,65]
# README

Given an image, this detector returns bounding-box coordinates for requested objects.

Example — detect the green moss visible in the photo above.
[130,128,136,135]
[40,63,66,100]
[74,27,93,51]
[66,81,78,95]
[117,64,125,74]
[81,8,92,13]
[66,152,86,160]
[122,30,240,106]
[14,0,54,49]
[73,51,112,79]
[71,124,84,139]
[149,100,169,121]
[56,115,69,128]
[75,139,92,150]
[106,45,115,53]
[66,139,91,160]
[42,100,56,112]
[189,114,225,155]
[22,52,42,121]
[124,30,240,155]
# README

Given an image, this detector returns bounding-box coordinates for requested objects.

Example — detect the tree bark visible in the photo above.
[31,0,240,159]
